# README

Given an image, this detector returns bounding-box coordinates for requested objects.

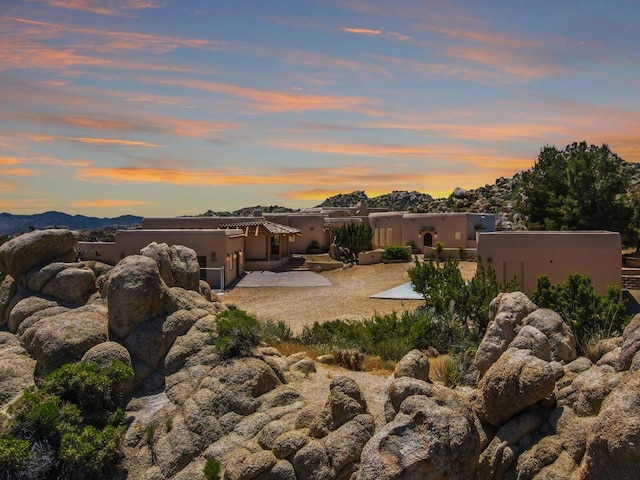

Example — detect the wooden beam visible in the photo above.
[244,226,249,237]
[254,225,260,237]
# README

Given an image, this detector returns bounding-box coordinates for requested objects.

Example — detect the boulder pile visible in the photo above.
[1,229,640,479]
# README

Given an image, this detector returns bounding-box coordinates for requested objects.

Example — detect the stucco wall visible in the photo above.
[369,212,404,248]
[477,231,621,295]
[78,241,118,265]
[400,213,495,251]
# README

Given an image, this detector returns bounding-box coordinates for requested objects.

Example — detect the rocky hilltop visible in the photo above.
[1,230,640,479]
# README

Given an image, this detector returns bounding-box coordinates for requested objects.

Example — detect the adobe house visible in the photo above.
[477,231,621,295]
[369,212,496,255]
[80,228,246,289]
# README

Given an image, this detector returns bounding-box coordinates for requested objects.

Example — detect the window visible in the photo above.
[455,231,461,240]
[386,228,393,246]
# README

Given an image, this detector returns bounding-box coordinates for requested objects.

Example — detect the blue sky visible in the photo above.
[1,0,639,216]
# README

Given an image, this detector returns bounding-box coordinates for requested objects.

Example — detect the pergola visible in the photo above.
[219,219,301,262]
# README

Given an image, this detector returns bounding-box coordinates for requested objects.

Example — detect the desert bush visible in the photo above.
[408,256,517,340]
[532,273,629,353]
[382,245,411,262]
[332,223,373,263]
[332,349,365,371]
[214,309,261,357]
[0,436,32,474]
[299,309,467,360]
[204,458,222,480]
[44,360,133,421]
[59,425,124,476]
[4,360,133,479]
[440,347,478,388]
[259,319,293,344]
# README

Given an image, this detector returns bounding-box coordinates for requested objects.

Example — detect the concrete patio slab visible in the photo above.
[233,270,332,288]
[370,282,424,300]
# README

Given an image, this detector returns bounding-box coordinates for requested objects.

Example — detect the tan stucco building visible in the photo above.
[79,206,498,288]
[477,231,621,295]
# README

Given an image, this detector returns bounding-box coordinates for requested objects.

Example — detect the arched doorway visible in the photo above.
[423,232,433,247]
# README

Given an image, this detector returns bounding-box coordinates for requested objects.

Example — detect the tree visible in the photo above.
[331,222,373,263]
[520,142,631,237]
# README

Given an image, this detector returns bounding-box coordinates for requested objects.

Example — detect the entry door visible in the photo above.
[503,262,523,289]
[423,233,433,247]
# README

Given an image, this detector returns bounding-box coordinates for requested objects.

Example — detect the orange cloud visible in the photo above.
[70,199,154,207]
[0,156,23,166]
[150,78,376,113]
[66,137,164,147]
[0,168,38,176]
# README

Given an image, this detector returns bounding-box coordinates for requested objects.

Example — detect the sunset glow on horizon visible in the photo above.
[1,0,639,216]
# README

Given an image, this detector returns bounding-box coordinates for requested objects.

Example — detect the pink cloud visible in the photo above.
[27,0,163,17]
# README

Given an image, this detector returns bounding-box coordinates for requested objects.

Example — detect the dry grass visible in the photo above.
[222,259,477,334]
[428,355,450,383]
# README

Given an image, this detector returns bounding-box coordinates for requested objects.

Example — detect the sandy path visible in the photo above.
[220,259,477,334]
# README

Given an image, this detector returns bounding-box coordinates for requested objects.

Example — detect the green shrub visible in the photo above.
[204,458,222,480]
[259,319,293,344]
[299,309,467,360]
[332,223,373,263]
[382,245,411,262]
[532,273,629,353]
[0,436,32,472]
[408,256,517,341]
[59,425,123,475]
[4,360,133,479]
[214,309,262,357]
[44,360,133,421]
[441,347,478,388]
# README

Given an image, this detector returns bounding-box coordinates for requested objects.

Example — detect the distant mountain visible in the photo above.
[0,211,142,235]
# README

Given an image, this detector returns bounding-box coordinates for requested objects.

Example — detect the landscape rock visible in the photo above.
[292,440,332,480]
[393,349,430,381]
[7,293,59,333]
[26,262,97,305]
[0,275,17,325]
[309,376,368,437]
[325,413,375,473]
[272,429,310,459]
[24,302,109,375]
[223,449,277,480]
[359,394,480,480]
[289,357,316,374]
[616,313,640,371]
[474,347,556,426]
[0,332,36,408]
[140,242,200,291]
[0,229,78,280]
[508,324,552,361]
[477,408,555,479]
[82,341,132,367]
[524,308,577,363]
[474,291,538,376]
[106,255,165,339]
[579,368,640,478]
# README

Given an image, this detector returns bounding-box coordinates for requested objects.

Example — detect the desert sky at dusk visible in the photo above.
[1,0,639,216]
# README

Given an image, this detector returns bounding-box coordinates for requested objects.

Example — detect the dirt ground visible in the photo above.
[220,259,478,334]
